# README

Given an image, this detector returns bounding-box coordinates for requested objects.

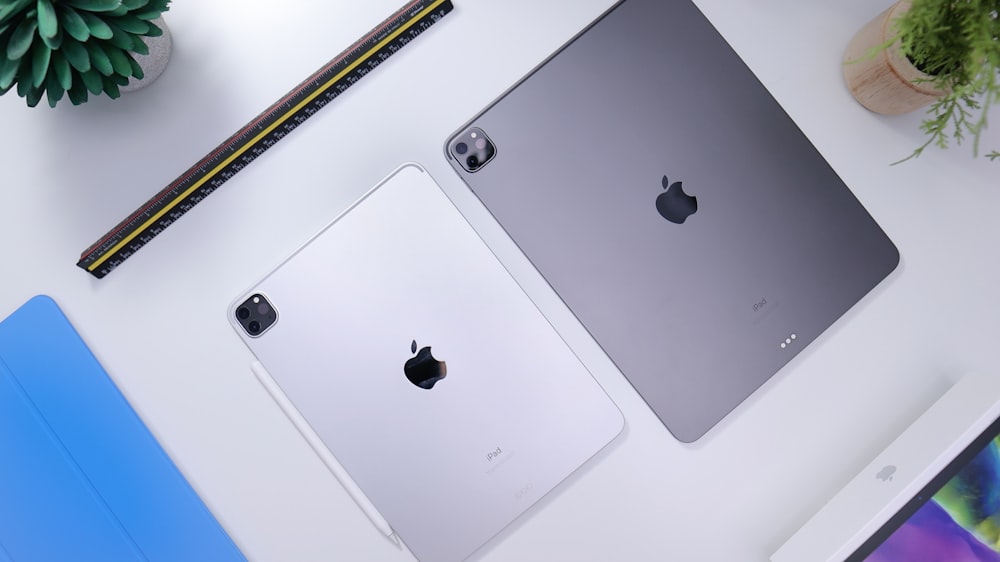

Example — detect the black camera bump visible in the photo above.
[235,293,278,337]
[451,127,496,173]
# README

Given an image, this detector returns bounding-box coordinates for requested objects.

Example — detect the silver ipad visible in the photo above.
[772,372,1000,562]
[228,163,623,562]
[445,0,899,442]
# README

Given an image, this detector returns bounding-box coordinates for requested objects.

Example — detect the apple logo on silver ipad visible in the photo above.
[405,340,447,389]
[655,175,698,224]
[876,465,896,482]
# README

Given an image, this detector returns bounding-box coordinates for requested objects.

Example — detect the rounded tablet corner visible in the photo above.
[585,389,627,449]
[389,161,427,176]
[884,239,901,274]
[608,406,627,442]
[376,163,431,193]
[669,419,713,445]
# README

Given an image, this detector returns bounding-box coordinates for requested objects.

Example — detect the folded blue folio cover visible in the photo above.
[0,295,245,562]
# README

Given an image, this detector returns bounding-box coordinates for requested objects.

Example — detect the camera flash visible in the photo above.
[470,132,478,139]
[253,296,260,304]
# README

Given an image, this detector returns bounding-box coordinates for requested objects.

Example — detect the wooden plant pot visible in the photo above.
[843,1,948,115]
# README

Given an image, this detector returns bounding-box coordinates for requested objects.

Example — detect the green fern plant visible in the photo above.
[890,0,1000,161]
[0,0,170,107]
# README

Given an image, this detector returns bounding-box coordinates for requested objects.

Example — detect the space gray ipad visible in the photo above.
[445,0,899,442]
[228,163,623,562]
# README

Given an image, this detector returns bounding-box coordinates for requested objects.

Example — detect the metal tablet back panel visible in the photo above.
[230,164,623,561]
[445,0,899,442]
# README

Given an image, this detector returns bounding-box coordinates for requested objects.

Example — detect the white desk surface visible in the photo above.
[2,1,998,560]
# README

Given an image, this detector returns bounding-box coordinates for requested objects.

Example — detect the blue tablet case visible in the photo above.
[0,295,244,561]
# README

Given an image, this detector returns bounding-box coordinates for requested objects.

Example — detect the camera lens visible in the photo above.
[237,307,250,320]
[455,142,468,155]
[467,155,479,169]
[248,320,261,334]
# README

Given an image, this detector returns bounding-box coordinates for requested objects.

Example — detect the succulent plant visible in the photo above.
[890,0,999,161]
[0,0,170,107]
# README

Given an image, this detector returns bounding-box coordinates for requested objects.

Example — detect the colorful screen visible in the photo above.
[853,422,1000,561]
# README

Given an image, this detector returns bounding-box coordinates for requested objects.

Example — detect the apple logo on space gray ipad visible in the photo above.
[655,175,698,224]
[405,340,447,389]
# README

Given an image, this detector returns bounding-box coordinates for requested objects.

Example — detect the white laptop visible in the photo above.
[228,163,624,561]
[772,372,1000,561]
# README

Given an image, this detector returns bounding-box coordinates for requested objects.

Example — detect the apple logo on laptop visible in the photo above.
[404,340,447,389]
[876,465,896,482]
[655,175,697,224]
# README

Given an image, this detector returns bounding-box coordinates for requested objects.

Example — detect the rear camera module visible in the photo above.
[451,127,496,173]
[235,293,278,337]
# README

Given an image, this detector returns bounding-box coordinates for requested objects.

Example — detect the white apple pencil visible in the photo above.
[250,361,397,543]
